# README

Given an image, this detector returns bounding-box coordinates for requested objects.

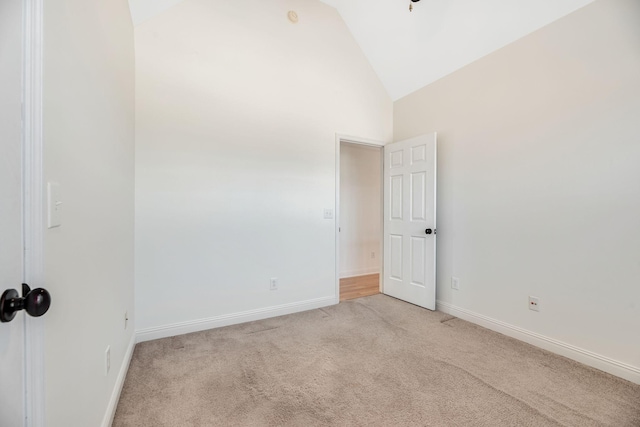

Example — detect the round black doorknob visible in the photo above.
[24,288,51,318]
[0,285,51,323]
[425,228,433,234]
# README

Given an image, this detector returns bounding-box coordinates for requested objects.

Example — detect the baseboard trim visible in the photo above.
[340,270,380,279]
[436,300,640,385]
[101,333,136,427]
[136,296,336,343]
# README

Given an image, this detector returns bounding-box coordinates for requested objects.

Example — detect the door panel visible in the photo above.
[390,149,404,168]
[383,133,437,310]
[410,236,426,286]
[390,175,403,220]
[389,235,403,280]
[0,0,26,424]
[411,172,426,220]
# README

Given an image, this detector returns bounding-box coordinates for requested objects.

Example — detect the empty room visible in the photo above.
[1,0,639,426]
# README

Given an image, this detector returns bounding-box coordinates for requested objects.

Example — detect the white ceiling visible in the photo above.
[320,0,595,100]
[129,0,595,100]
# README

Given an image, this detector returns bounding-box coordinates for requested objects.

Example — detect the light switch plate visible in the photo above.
[323,208,334,219]
[47,182,62,228]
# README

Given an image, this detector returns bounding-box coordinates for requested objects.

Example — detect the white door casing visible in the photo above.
[0,0,27,424]
[383,133,437,310]
[1,0,46,425]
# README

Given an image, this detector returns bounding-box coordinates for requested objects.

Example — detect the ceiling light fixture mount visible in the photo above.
[409,0,420,12]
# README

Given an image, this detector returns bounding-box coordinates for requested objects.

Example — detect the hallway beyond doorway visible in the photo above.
[340,274,380,301]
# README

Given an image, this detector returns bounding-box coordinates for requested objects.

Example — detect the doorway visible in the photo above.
[336,137,384,302]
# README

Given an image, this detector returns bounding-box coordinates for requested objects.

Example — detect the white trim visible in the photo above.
[22,0,45,425]
[136,296,336,343]
[101,335,136,427]
[335,134,387,304]
[436,300,640,385]
[336,134,387,147]
[339,269,380,279]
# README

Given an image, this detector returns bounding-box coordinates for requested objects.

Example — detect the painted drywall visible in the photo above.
[129,0,596,100]
[135,0,392,334]
[322,0,595,100]
[339,143,381,278]
[0,0,26,424]
[43,0,135,425]
[395,0,640,378]
[127,0,183,25]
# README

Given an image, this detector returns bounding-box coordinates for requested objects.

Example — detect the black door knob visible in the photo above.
[0,284,51,323]
[425,228,433,235]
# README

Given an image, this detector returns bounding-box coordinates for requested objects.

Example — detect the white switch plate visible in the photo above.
[451,277,460,290]
[47,182,62,228]
[323,208,334,219]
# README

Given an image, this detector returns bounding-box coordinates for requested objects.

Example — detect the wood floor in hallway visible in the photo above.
[339,273,380,301]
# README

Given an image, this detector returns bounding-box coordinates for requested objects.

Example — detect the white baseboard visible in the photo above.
[136,296,336,343]
[436,300,640,385]
[101,333,136,427]
[340,269,380,279]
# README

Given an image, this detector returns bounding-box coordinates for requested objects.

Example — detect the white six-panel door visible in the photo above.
[383,133,437,310]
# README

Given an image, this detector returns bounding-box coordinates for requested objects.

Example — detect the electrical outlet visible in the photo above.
[323,209,334,219]
[370,252,375,259]
[270,277,278,290]
[105,346,111,376]
[451,277,460,290]
[124,311,128,330]
[529,296,540,312]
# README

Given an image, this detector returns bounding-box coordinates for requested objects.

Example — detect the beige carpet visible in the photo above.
[114,295,640,426]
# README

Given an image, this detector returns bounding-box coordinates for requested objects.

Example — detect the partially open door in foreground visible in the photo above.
[383,133,437,310]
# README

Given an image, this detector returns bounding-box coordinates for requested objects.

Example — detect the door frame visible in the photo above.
[334,134,387,304]
[22,0,45,424]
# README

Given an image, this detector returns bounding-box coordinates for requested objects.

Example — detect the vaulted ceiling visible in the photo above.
[128,0,595,100]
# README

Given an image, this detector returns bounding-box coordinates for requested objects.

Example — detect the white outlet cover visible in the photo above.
[529,296,540,312]
[323,208,334,219]
[451,277,460,290]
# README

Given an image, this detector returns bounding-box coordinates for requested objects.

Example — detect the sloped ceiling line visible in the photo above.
[128,0,595,100]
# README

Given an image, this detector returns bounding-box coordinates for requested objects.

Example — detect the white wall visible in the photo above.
[339,143,381,278]
[394,0,640,382]
[43,0,136,425]
[135,0,392,337]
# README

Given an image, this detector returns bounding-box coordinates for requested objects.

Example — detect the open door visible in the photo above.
[383,133,437,310]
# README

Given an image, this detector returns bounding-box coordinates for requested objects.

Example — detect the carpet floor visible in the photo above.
[113,295,640,426]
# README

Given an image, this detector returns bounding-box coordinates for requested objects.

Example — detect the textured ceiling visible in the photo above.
[128,0,595,100]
